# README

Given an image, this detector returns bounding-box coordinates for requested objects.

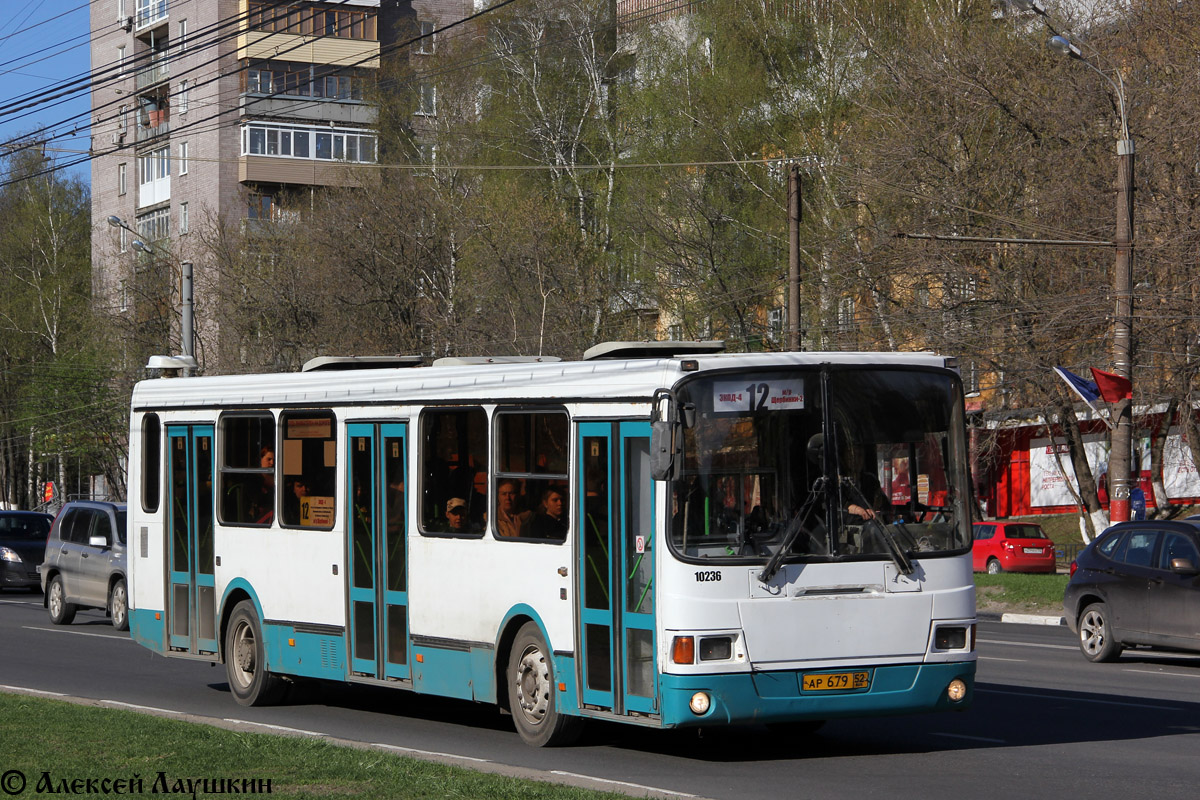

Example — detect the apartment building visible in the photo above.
[90,0,471,371]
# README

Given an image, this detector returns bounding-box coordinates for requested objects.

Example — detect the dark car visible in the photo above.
[1062,519,1200,662]
[972,521,1056,574]
[0,510,54,591]
[40,501,129,630]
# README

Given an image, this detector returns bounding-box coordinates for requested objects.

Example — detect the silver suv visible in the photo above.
[41,501,129,631]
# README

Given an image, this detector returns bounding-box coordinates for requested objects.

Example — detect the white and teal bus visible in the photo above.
[127,342,976,746]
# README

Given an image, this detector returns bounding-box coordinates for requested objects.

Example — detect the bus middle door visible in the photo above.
[346,423,410,682]
[577,421,657,717]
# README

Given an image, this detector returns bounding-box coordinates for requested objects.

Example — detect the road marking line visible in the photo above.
[1124,668,1200,679]
[222,719,326,737]
[373,743,491,763]
[0,684,67,697]
[550,771,699,798]
[977,638,1076,651]
[978,656,1026,662]
[22,625,131,641]
[979,687,1181,711]
[0,599,42,605]
[933,733,1006,744]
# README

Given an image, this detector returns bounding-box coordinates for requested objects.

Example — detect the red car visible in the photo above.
[972,521,1057,574]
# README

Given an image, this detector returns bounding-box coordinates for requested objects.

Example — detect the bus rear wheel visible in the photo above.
[507,622,583,747]
[225,600,287,706]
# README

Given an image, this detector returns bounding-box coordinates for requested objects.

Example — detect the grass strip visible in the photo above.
[974,572,1069,614]
[0,693,626,800]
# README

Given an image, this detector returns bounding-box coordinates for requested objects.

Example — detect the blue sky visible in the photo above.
[0,1,93,185]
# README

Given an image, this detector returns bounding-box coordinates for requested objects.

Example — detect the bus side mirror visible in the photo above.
[651,420,679,481]
[650,389,683,481]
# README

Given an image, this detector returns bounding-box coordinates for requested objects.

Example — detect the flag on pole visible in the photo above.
[1090,367,1133,403]
[1053,367,1110,426]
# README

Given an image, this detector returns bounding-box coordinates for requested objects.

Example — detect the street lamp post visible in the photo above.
[1044,34,1135,522]
[107,215,196,376]
[1011,1,1136,523]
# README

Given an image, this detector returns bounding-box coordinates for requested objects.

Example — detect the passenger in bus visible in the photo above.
[495,478,532,537]
[441,497,471,534]
[528,487,568,539]
[251,446,275,525]
[284,476,308,524]
[467,469,488,528]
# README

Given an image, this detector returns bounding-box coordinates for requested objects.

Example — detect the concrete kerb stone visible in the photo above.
[978,611,1065,626]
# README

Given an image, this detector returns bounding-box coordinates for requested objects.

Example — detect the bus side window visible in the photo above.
[420,408,487,535]
[494,411,569,541]
[219,414,276,526]
[280,412,336,528]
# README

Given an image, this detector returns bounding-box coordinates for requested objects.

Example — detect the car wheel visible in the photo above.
[507,622,583,747]
[986,558,1002,575]
[109,578,129,632]
[225,600,287,706]
[1078,602,1122,662]
[47,576,76,625]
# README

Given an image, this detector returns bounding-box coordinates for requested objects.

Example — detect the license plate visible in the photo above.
[802,671,871,692]
[1023,547,1043,554]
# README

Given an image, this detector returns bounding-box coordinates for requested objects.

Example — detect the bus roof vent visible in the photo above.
[302,355,425,372]
[582,340,726,361]
[431,355,562,367]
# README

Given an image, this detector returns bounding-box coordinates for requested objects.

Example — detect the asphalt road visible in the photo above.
[2,592,1199,799]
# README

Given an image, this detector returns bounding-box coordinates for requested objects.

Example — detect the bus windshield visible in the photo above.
[668,367,972,564]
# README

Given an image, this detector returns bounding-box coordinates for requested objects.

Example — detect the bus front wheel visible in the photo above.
[507,622,583,747]
[225,600,287,706]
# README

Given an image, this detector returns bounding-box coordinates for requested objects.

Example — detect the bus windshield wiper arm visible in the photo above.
[758,477,825,584]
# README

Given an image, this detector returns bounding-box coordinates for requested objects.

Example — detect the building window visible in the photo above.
[245,61,368,101]
[178,141,188,174]
[837,296,856,333]
[137,145,170,206]
[136,207,170,243]
[178,18,187,51]
[418,83,436,116]
[768,307,784,344]
[117,46,126,75]
[179,201,189,235]
[247,2,377,41]
[119,227,128,253]
[118,163,127,195]
[119,278,129,312]
[177,79,189,113]
[417,20,435,54]
[241,123,375,163]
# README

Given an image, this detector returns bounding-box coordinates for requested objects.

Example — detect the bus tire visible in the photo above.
[507,622,583,747]
[47,575,76,625]
[225,600,287,706]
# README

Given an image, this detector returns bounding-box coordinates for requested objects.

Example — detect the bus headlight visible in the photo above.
[689,692,711,715]
[947,679,968,703]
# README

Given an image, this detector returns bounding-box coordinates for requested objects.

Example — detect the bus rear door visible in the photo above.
[166,424,217,654]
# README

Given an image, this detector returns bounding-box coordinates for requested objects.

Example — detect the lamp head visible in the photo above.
[132,239,154,254]
[1048,35,1082,59]
[106,215,123,228]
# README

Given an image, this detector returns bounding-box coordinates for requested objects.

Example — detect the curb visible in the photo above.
[995,612,1065,626]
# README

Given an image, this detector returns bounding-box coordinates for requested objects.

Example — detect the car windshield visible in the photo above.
[1006,525,1047,540]
[668,366,972,565]
[0,515,50,541]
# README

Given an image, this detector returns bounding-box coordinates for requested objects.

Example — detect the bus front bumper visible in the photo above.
[659,661,975,728]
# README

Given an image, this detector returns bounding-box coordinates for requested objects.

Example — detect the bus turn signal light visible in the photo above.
[672,636,695,664]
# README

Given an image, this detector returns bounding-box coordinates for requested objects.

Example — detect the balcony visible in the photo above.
[136,58,170,91]
[135,0,168,32]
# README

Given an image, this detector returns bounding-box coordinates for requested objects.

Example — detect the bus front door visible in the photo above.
[346,423,410,682]
[166,425,217,654]
[577,421,657,716]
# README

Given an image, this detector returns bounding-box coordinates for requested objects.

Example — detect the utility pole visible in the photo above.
[788,163,801,351]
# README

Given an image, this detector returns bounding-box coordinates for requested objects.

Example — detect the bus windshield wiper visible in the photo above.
[841,480,914,575]
[758,477,825,584]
